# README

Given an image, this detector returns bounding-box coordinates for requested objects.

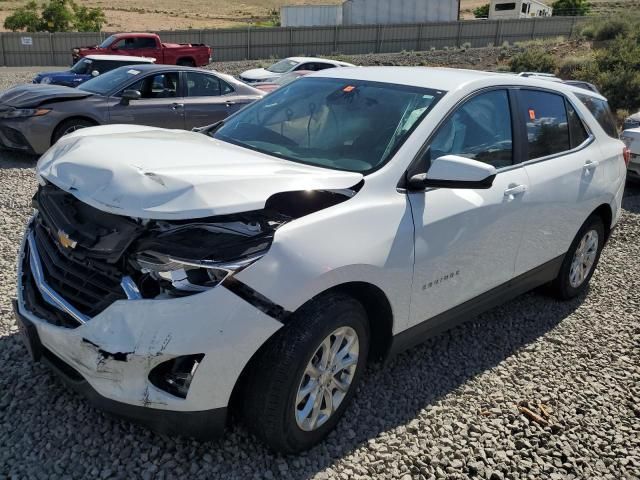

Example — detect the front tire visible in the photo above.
[550,214,605,300]
[241,293,369,453]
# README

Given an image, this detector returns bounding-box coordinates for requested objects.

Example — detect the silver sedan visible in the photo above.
[0,64,264,155]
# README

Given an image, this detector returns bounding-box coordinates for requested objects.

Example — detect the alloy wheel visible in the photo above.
[295,326,359,431]
[569,229,599,288]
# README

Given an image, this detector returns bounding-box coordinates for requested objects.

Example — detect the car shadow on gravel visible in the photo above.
[0,285,588,475]
[0,150,38,169]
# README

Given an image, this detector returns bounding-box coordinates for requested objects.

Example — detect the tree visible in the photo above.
[40,0,74,32]
[473,3,490,18]
[72,3,106,32]
[3,1,42,32]
[552,0,591,16]
[4,0,106,32]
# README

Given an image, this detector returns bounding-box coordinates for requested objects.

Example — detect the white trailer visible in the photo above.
[489,0,552,19]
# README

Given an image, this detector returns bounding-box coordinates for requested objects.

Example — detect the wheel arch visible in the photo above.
[591,203,613,242]
[176,57,196,66]
[51,115,99,146]
[227,280,394,416]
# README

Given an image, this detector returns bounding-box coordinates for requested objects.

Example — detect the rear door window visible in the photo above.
[575,93,618,138]
[517,90,570,159]
[184,72,234,97]
[567,102,590,148]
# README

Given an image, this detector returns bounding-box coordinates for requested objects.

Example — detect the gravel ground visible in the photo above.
[0,60,639,479]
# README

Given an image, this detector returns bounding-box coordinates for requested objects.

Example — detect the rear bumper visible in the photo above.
[13,300,227,440]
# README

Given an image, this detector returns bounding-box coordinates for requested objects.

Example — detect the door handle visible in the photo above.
[583,160,599,173]
[504,184,527,198]
[225,101,236,106]
[169,103,184,110]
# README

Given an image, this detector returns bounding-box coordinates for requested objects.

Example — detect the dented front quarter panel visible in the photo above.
[17,278,282,411]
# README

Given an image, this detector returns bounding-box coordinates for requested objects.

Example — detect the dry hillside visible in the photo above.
[0,0,632,31]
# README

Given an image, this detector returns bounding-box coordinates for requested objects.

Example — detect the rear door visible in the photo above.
[181,71,247,129]
[514,89,611,275]
[108,71,185,129]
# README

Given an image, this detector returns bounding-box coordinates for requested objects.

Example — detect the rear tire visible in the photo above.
[241,293,369,453]
[550,214,605,300]
[52,118,95,144]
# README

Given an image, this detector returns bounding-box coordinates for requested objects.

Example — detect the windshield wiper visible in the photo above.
[192,120,224,137]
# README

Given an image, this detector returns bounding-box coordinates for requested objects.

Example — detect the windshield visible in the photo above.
[78,66,143,95]
[99,35,116,48]
[266,59,298,74]
[213,77,444,173]
[71,58,92,74]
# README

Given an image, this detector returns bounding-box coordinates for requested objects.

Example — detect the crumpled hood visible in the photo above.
[37,125,363,220]
[241,68,278,81]
[0,84,92,107]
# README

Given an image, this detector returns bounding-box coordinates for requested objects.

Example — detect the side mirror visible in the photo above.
[408,155,497,190]
[120,89,141,106]
[91,70,99,77]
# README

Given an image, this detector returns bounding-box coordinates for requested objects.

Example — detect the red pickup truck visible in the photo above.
[72,32,211,67]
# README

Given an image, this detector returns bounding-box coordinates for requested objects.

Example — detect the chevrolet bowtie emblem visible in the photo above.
[57,230,77,249]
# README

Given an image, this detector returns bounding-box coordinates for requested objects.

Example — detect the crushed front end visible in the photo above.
[14,182,286,439]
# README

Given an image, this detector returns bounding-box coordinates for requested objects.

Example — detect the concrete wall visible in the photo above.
[0,16,583,66]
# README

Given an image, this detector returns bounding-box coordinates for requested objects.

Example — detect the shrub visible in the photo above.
[473,4,490,18]
[574,34,640,112]
[552,0,591,16]
[557,55,592,78]
[4,0,105,32]
[509,49,557,73]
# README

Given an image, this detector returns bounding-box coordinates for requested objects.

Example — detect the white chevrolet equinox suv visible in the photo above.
[15,67,627,452]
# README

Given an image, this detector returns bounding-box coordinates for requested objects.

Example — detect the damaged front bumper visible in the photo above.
[15,219,283,439]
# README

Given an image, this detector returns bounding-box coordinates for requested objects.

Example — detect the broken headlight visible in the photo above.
[132,217,286,297]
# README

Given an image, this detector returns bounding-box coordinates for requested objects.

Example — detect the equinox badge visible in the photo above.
[57,230,77,249]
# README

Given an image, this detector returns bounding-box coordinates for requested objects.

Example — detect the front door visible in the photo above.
[108,71,185,129]
[408,89,530,326]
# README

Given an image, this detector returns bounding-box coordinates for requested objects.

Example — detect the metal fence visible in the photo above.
[0,16,585,67]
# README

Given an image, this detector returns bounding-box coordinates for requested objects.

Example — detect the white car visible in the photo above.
[621,127,640,181]
[16,68,627,453]
[239,56,355,83]
[624,111,640,130]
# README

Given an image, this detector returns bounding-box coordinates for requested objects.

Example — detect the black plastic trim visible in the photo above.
[387,254,565,358]
[407,173,496,190]
[222,276,291,323]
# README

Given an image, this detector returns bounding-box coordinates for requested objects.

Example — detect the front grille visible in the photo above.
[20,239,82,328]
[32,219,127,317]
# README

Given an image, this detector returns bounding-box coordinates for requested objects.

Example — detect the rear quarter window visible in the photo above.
[575,93,618,138]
